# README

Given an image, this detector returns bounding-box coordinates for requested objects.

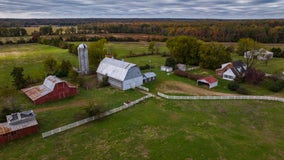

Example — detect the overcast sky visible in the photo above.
[1,0,284,19]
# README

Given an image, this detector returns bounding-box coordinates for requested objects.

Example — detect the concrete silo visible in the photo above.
[77,44,89,74]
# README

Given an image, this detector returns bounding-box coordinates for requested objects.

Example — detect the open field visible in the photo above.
[1,98,284,160]
[0,43,284,159]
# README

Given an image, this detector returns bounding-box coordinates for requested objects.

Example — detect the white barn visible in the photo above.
[97,58,143,90]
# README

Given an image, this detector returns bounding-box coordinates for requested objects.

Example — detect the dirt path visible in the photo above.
[157,80,236,96]
[34,100,89,113]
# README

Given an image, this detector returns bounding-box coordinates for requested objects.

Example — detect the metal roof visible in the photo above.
[96,58,136,81]
[21,75,75,101]
[78,43,88,49]
[143,72,156,78]
[43,75,64,90]
[0,110,38,135]
[198,76,218,84]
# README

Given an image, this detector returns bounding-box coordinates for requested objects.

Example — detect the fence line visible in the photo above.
[157,92,284,103]
[137,85,150,92]
[42,94,153,138]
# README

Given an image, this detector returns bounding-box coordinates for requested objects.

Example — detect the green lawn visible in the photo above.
[0,43,284,159]
[1,98,283,160]
[0,44,78,88]
[71,41,169,58]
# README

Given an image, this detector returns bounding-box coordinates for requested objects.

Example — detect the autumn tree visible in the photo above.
[244,67,265,85]
[166,36,202,65]
[199,43,231,69]
[237,38,261,68]
[88,39,108,69]
[39,25,53,35]
[10,67,27,89]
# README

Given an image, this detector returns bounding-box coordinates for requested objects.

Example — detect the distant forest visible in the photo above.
[1,18,284,43]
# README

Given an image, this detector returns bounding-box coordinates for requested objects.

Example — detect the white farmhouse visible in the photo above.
[97,58,143,90]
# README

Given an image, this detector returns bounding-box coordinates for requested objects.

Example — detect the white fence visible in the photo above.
[157,92,284,103]
[42,94,153,138]
[137,85,150,92]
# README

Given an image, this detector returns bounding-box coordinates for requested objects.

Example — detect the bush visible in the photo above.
[174,69,188,77]
[270,47,284,58]
[188,73,204,81]
[99,76,110,87]
[140,64,151,70]
[85,102,103,117]
[236,87,250,95]
[165,57,176,69]
[244,68,265,85]
[227,81,240,91]
[268,80,284,92]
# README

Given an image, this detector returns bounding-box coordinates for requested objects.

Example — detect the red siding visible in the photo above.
[34,82,78,105]
[0,125,38,144]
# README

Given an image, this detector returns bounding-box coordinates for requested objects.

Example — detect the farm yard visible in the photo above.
[0,42,284,159]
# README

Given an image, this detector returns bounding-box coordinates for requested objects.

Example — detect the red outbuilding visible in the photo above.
[0,110,38,144]
[22,75,78,105]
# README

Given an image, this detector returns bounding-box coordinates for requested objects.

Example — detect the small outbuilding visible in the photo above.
[97,58,143,90]
[21,75,78,105]
[176,64,187,71]
[197,76,218,88]
[0,110,38,144]
[161,66,173,72]
[143,72,156,83]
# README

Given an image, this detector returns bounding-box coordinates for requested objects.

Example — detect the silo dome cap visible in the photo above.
[78,44,88,48]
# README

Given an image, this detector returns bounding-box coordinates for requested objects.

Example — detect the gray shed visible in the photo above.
[97,58,143,90]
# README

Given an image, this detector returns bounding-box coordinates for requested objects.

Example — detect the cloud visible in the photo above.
[0,0,284,19]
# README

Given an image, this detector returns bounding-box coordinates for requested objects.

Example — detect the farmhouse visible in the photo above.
[197,76,218,88]
[97,57,143,90]
[216,61,247,81]
[0,110,38,144]
[244,48,274,61]
[21,75,78,105]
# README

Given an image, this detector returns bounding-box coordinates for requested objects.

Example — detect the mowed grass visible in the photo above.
[0,43,284,159]
[0,44,78,88]
[1,98,284,160]
[71,41,169,58]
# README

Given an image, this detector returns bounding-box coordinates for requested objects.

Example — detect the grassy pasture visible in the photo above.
[0,42,284,159]
[1,98,284,160]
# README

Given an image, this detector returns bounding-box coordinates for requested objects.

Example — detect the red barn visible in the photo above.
[22,75,78,105]
[0,110,38,144]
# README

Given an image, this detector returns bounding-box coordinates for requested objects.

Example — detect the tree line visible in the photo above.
[2,19,284,43]
[0,27,27,37]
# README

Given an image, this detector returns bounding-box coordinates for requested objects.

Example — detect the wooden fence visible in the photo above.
[42,94,153,138]
[157,92,284,103]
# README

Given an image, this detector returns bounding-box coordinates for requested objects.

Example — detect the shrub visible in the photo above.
[228,81,240,91]
[236,87,250,95]
[165,57,176,69]
[270,47,284,58]
[140,64,151,70]
[99,76,110,87]
[85,102,103,117]
[174,69,188,77]
[268,80,284,92]
[188,73,204,81]
[244,68,265,85]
